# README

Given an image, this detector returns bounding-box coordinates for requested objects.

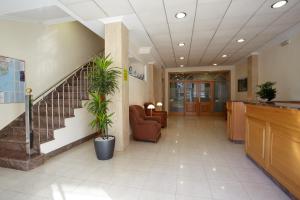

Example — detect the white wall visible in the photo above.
[40,101,94,154]
[128,60,149,106]
[258,32,300,101]
[0,20,104,129]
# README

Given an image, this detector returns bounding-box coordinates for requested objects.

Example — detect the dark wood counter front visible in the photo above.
[245,103,300,199]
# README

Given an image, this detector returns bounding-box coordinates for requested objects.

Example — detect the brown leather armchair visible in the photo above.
[129,105,161,142]
[144,102,168,128]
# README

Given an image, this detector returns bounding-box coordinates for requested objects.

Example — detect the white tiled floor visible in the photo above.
[0,116,291,200]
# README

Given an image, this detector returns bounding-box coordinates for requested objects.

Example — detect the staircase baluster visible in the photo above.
[44,101,49,140]
[62,83,65,118]
[85,71,88,94]
[80,69,84,99]
[72,77,75,108]
[68,84,71,117]
[51,92,54,130]
[38,102,41,146]
[76,76,79,107]
[57,91,60,128]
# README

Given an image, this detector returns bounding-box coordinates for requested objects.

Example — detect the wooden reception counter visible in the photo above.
[245,102,300,198]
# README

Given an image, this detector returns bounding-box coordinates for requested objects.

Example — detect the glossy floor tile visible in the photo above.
[0,116,291,200]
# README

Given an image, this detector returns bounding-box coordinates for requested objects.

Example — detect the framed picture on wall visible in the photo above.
[238,78,247,92]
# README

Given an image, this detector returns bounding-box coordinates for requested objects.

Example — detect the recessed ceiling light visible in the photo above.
[180,65,184,67]
[179,56,184,60]
[271,0,288,8]
[222,54,228,58]
[175,12,187,19]
[178,42,185,47]
[237,38,245,43]
[213,63,218,66]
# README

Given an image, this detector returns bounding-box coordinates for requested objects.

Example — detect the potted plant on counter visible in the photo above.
[86,55,120,160]
[256,81,277,102]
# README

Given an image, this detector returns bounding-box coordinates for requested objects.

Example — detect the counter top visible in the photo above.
[229,100,300,111]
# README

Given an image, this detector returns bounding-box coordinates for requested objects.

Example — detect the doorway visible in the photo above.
[184,81,214,115]
[169,72,229,115]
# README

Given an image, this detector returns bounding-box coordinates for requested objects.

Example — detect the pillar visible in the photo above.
[247,54,259,100]
[147,63,155,102]
[105,21,129,151]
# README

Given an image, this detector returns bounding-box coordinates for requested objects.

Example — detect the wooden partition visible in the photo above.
[245,104,300,198]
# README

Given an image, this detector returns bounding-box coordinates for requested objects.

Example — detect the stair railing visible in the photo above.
[24,51,102,155]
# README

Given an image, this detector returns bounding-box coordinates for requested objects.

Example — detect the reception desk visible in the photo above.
[245,103,300,198]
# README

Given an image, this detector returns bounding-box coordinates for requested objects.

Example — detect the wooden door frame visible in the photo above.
[184,80,200,115]
[168,79,225,116]
[198,80,215,115]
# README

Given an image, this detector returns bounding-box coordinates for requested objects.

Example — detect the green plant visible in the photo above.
[88,55,120,97]
[256,81,277,101]
[86,55,121,139]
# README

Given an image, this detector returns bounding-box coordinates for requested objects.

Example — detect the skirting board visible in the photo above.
[45,133,97,160]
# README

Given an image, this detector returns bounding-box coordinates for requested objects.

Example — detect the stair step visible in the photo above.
[0,135,26,151]
[32,106,75,117]
[44,91,88,99]
[0,127,55,151]
[43,99,84,107]
[0,149,45,171]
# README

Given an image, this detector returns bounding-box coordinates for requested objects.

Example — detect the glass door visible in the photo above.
[184,81,198,115]
[169,81,185,113]
[198,81,214,114]
[214,81,228,112]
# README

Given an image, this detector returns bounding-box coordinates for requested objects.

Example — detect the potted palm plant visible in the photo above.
[86,55,120,160]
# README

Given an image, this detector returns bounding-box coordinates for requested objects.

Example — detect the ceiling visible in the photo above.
[0,5,73,23]
[1,0,300,68]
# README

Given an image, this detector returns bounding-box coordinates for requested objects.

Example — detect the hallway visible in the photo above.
[0,116,290,200]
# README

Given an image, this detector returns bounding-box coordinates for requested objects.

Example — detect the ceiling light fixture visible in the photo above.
[222,54,228,58]
[175,12,187,19]
[180,65,184,67]
[237,38,245,43]
[271,0,288,8]
[178,42,185,47]
[213,63,218,66]
[179,56,184,60]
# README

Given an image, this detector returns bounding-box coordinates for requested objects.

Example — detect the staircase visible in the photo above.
[0,62,93,170]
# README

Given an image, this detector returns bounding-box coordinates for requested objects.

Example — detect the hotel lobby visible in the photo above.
[0,0,299,199]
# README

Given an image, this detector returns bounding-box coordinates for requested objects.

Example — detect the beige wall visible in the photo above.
[234,32,300,101]
[258,33,300,101]
[147,64,155,102]
[129,76,149,106]
[0,20,104,129]
[235,59,248,100]
[128,63,163,107]
[153,65,163,103]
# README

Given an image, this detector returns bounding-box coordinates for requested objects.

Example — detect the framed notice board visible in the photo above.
[0,56,25,104]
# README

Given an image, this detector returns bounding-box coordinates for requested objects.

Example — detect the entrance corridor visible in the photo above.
[0,116,290,200]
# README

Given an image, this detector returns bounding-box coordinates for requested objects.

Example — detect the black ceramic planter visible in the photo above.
[94,135,115,160]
